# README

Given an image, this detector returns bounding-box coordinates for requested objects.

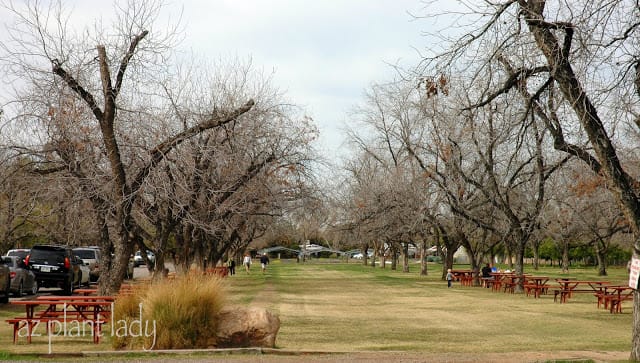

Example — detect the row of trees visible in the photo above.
[334,76,631,277]
[0,1,318,294]
[2,1,640,355]
[331,0,640,358]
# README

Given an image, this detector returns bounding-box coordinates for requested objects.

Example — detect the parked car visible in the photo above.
[352,252,373,259]
[73,247,101,282]
[25,245,82,295]
[1,256,37,296]
[75,255,91,286]
[6,248,30,262]
[133,250,155,267]
[0,259,10,303]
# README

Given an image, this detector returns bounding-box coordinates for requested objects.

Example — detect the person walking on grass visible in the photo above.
[243,253,252,274]
[446,268,453,288]
[226,257,236,276]
[260,254,270,273]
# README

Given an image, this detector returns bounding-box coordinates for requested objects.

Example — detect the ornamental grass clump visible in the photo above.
[111,290,145,350]
[141,273,227,349]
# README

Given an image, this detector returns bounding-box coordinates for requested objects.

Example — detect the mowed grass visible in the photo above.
[0,260,632,358]
[228,260,633,353]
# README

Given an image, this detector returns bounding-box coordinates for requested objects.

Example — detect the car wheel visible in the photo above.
[64,277,73,295]
[30,281,38,295]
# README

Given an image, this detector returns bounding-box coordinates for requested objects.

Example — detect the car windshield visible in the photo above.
[73,249,97,259]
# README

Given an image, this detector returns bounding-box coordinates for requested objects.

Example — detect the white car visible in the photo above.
[352,252,373,259]
[73,247,101,282]
[74,255,91,287]
[133,250,155,267]
[6,248,30,262]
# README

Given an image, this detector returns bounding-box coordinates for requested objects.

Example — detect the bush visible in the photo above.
[141,273,227,349]
[427,256,442,263]
[111,291,145,350]
[111,273,227,350]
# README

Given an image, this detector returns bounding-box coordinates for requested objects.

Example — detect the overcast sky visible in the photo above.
[180,0,429,163]
[3,0,432,163]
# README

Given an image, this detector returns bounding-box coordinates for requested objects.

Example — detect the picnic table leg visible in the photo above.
[94,319,103,343]
[12,322,20,344]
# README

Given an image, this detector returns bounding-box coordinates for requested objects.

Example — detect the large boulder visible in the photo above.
[216,307,280,348]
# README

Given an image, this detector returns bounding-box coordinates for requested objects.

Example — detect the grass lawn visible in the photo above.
[226,260,633,353]
[0,259,633,361]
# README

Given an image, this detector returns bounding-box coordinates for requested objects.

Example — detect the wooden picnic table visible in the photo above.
[204,266,229,277]
[524,276,549,298]
[451,269,473,287]
[35,295,114,319]
[74,288,97,296]
[554,279,610,303]
[35,295,114,302]
[596,285,634,313]
[489,272,514,292]
[8,297,112,343]
[501,274,530,293]
[480,276,494,288]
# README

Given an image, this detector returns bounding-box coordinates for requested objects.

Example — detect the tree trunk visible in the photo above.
[152,253,166,280]
[420,240,428,276]
[594,246,607,276]
[633,289,640,359]
[444,247,455,280]
[370,241,378,268]
[504,243,514,269]
[593,240,608,276]
[532,242,540,271]
[562,242,570,273]
[514,242,525,293]
[362,244,369,267]
[402,243,409,273]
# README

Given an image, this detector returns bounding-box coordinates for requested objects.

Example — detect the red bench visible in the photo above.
[205,266,229,277]
[7,316,107,343]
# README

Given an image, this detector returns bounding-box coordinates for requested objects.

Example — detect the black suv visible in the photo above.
[25,245,82,295]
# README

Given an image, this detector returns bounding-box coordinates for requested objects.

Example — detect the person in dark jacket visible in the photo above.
[260,254,270,273]
[227,257,236,276]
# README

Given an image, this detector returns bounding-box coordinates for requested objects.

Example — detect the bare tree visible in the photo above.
[0,0,255,294]
[417,0,640,356]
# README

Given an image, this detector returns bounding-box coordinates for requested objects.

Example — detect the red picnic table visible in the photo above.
[8,296,113,343]
[554,279,610,303]
[501,274,530,293]
[489,272,514,292]
[451,269,473,287]
[74,288,97,296]
[524,276,549,298]
[596,285,634,313]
